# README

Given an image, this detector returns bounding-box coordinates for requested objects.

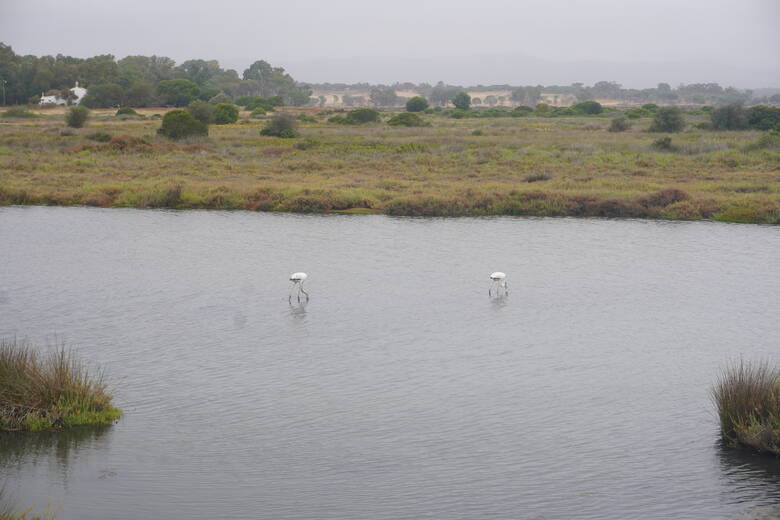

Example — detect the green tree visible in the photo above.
[124,82,154,107]
[65,105,89,128]
[157,79,200,106]
[157,109,208,139]
[649,106,685,132]
[406,96,429,112]
[369,87,398,107]
[212,103,239,124]
[81,83,124,108]
[452,92,471,110]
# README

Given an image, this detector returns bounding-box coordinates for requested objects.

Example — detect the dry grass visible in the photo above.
[0,339,120,431]
[712,360,780,455]
[1,108,779,222]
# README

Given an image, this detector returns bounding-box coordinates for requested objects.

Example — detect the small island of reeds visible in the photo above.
[713,360,780,455]
[0,339,120,432]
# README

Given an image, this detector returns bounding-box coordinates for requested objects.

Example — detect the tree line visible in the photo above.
[0,42,312,107]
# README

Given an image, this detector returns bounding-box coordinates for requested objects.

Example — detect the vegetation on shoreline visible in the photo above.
[1,106,779,223]
[713,361,780,455]
[0,339,120,432]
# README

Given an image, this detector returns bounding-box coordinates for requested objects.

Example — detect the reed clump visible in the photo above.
[712,360,780,455]
[0,339,120,432]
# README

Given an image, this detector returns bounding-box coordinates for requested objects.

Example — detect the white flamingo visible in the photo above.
[289,272,309,302]
[489,272,508,296]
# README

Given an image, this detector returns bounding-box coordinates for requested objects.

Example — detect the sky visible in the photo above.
[1,0,778,88]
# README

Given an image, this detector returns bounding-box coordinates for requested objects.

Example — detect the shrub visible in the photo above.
[641,103,658,112]
[452,92,471,110]
[294,137,320,150]
[187,100,214,124]
[649,106,685,132]
[712,360,780,455]
[523,172,553,182]
[0,338,121,431]
[472,129,483,136]
[608,116,630,132]
[572,101,603,115]
[406,96,429,112]
[209,92,232,105]
[86,132,112,142]
[250,107,267,118]
[710,104,748,130]
[387,112,429,127]
[512,106,533,117]
[65,106,89,128]
[212,103,239,124]
[116,107,139,116]
[347,108,380,123]
[747,105,780,131]
[260,114,299,138]
[157,110,208,139]
[1,106,37,118]
[651,136,675,151]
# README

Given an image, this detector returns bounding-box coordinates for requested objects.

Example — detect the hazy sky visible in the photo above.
[2,0,778,87]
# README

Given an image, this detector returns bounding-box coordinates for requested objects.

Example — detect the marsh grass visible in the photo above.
[712,360,780,455]
[0,339,120,431]
[1,109,779,223]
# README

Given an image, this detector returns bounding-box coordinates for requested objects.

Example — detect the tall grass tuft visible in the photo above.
[712,360,780,455]
[0,339,120,431]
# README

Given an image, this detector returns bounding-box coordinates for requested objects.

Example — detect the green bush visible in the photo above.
[641,103,658,112]
[250,107,267,118]
[649,106,685,132]
[347,108,380,123]
[116,107,139,116]
[711,104,748,130]
[511,106,533,117]
[1,106,37,118]
[747,105,780,131]
[65,106,89,128]
[452,92,471,110]
[294,137,320,150]
[0,338,121,432]
[712,360,780,455]
[406,96,429,112]
[387,112,430,127]
[209,92,232,105]
[157,109,208,139]
[471,129,483,136]
[608,116,630,132]
[187,100,214,124]
[572,100,603,114]
[86,132,113,142]
[260,114,299,138]
[213,103,239,124]
[651,136,675,151]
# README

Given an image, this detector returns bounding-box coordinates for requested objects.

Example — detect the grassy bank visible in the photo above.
[1,107,779,222]
[713,361,780,455]
[0,339,120,432]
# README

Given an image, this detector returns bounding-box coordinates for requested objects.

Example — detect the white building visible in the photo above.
[39,82,88,106]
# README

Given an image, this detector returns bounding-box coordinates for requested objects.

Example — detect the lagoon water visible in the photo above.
[1,206,780,519]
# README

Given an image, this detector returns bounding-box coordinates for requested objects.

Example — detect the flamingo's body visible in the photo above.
[289,272,309,302]
[489,272,508,296]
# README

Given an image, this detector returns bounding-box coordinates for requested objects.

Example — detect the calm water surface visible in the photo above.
[1,206,779,519]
